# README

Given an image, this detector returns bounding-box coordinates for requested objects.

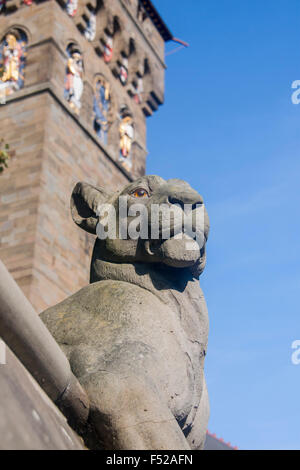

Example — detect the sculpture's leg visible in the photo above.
[80,371,191,450]
[186,378,210,450]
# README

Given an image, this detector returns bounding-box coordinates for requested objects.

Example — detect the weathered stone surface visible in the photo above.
[0,344,85,450]
[41,175,210,450]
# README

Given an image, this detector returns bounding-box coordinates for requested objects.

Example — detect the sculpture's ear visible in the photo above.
[71,182,112,234]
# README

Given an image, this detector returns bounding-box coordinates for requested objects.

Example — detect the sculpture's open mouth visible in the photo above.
[145,234,201,268]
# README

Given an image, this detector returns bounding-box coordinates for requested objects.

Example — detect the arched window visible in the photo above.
[119,105,134,172]
[64,43,84,115]
[93,75,111,145]
[0,29,27,104]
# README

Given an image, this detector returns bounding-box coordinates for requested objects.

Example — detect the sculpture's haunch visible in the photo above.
[40,175,210,450]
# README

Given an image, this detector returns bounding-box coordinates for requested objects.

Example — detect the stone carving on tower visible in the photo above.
[66,0,78,17]
[93,75,111,144]
[84,10,96,41]
[0,30,27,104]
[119,55,128,85]
[132,76,143,104]
[126,43,149,106]
[78,0,103,42]
[119,106,134,171]
[103,33,113,63]
[111,34,134,87]
[64,44,84,115]
[100,13,120,63]
[137,0,147,23]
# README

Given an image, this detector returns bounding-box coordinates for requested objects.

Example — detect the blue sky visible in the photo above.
[147,0,300,450]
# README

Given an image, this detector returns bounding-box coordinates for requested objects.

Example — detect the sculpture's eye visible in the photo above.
[132,188,149,198]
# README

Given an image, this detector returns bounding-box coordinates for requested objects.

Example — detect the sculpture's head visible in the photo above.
[71,175,209,279]
[6,33,17,49]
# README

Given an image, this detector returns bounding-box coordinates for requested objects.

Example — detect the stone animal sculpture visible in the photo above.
[41,175,210,450]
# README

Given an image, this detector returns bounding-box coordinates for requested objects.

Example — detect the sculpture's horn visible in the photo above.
[71,182,111,234]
